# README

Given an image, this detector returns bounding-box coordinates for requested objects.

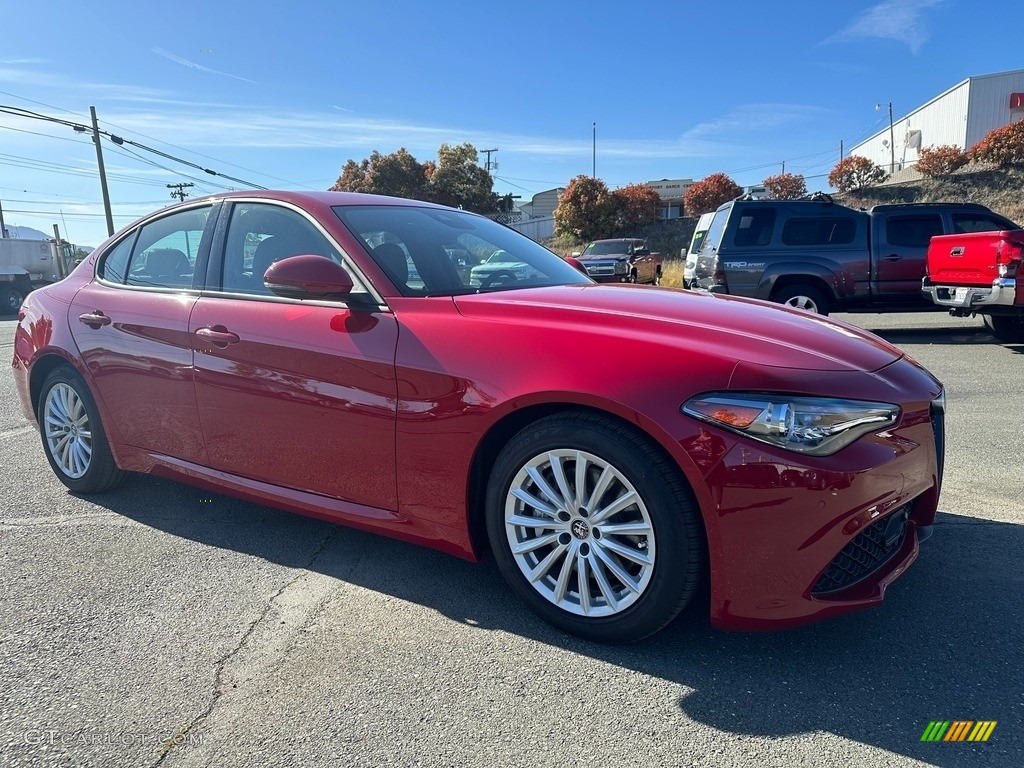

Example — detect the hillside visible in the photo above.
[836,163,1024,224]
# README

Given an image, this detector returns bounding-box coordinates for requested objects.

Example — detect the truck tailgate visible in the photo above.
[927,229,1024,285]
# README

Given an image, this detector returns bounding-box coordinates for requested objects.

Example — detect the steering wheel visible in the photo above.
[479,269,519,289]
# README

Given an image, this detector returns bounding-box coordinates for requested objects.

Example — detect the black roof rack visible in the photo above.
[869,202,990,213]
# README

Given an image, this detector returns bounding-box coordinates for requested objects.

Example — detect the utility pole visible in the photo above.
[481,149,499,172]
[781,161,785,174]
[0,197,9,238]
[167,182,195,202]
[840,140,844,163]
[90,106,115,237]
[592,122,596,178]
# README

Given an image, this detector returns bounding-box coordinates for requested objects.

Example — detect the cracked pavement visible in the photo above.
[1,313,1021,768]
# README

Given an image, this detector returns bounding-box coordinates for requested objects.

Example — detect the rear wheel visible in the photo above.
[38,366,127,493]
[773,284,831,315]
[988,314,1024,343]
[485,411,706,643]
[652,267,662,286]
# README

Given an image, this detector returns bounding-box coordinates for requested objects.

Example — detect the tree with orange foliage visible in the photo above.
[613,183,662,229]
[684,173,743,215]
[762,172,807,200]
[828,156,887,192]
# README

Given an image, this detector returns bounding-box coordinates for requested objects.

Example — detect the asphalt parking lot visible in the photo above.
[1,311,1021,768]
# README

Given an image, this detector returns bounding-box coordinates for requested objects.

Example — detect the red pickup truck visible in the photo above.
[922,229,1024,342]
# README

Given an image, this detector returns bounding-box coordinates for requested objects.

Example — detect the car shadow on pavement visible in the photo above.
[92,478,1020,768]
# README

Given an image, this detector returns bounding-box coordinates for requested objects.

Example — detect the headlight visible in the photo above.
[681,393,900,456]
[614,261,628,275]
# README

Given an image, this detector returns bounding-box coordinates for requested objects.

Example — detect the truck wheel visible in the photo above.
[652,267,662,286]
[988,314,1024,343]
[1,286,26,315]
[38,366,127,493]
[773,284,831,316]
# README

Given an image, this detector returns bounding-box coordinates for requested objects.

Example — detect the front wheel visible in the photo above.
[38,366,127,493]
[987,314,1024,343]
[485,412,706,642]
[772,284,831,315]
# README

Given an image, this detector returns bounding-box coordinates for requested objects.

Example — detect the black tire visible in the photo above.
[652,267,662,286]
[37,366,127,493]
[988,314,1024,343]
[772,284,831,315]
[485,411,706,643]
[1,285,26,316]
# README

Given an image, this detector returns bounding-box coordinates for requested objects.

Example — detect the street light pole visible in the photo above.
[887,102,896,174]
[592,122,596,178]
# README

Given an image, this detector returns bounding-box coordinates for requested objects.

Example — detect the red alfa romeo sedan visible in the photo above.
[11,191,945,642]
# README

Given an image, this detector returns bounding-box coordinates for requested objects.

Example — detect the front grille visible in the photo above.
[812,506,910,595]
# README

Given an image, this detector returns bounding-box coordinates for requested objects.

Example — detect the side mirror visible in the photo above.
[564,257,589,276]
[264,255,355,299]
[634,248,649,256]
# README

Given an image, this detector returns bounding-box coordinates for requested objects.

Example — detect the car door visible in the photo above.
[631,240,652,283]
[68,204,214,463]
[873,212,943,300]
[190,200,400,509]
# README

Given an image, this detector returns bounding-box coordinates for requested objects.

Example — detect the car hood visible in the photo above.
[453,284,904,373]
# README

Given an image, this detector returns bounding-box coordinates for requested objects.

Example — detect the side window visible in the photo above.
[781,217,857,246]
[885,215,942,247]
[952,214,1012,233]
[733,208,776,247]
[220,203,347,296]
[98,233,136,284]
[126,207,211,288]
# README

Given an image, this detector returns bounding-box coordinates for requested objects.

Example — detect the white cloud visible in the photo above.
[678,104,835,156]
[151,47,256,84]
[824,0,943,53]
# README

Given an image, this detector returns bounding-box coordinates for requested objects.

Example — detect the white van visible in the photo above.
[682,212,715,288]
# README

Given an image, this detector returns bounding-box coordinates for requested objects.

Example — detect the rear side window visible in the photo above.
[952,213,1017,233]
[781,217,857,246]
[125,206,211,288]
[733,208,776,247]
[885,215,942,247]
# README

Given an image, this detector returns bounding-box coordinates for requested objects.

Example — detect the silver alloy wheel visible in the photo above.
[504,449,656,617]
[43,382,93,479]
[782,294,819,312]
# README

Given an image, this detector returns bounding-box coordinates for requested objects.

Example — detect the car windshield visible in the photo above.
[582,241,628,256]
[333,205,592,296]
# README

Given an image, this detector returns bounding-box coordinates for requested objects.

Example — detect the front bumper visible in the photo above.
[695,366,943,631]
[922,277,1016,308]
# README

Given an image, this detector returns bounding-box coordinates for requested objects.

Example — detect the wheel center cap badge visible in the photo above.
[571,520,590,540]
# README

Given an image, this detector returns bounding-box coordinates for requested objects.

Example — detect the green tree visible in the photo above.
[762,172,807,200]
[330,148,428,199]
[684,173,743,215]
[426,143,498,214]
[827,156,887,192]
[613,183,662,229]
[967,120,1024,165]
[554,176,618,241]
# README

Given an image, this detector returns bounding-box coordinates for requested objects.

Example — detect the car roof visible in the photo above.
[182,189,455,211]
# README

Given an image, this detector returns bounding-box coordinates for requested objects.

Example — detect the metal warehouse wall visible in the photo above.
[965,70,1024,147]
[851,69,1024,172]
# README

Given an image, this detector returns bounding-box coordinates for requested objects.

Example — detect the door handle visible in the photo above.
[196,326,240,347]
[78,311,111,328]
[883,254,902,261]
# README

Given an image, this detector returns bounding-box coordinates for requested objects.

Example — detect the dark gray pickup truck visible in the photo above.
[692,195,1018,315]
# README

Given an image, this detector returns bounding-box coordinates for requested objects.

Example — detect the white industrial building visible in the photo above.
[851,68,1024,173]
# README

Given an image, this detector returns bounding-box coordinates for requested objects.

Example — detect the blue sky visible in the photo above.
[2,0,1022,247]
